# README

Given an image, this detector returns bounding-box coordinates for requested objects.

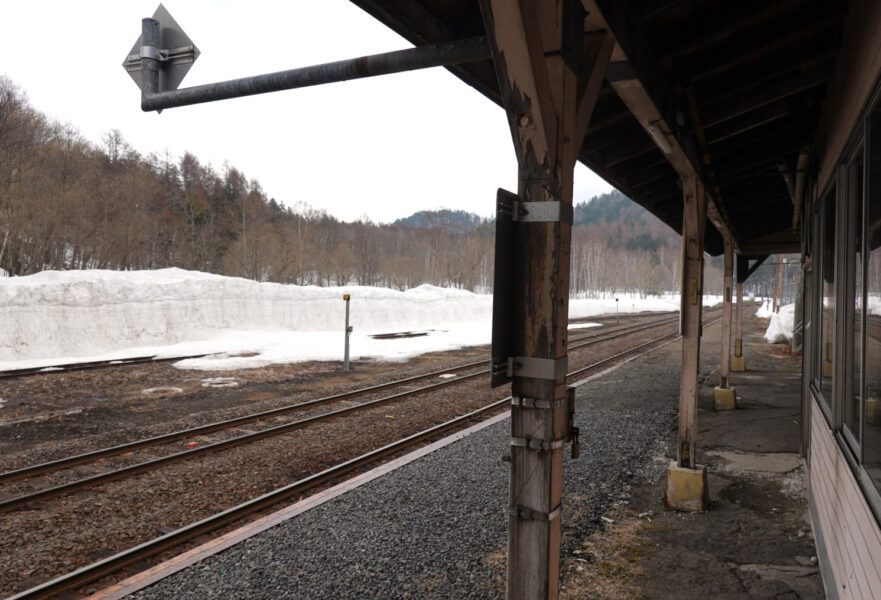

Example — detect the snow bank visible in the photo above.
[0,268,491,369]
[756,299,774,318]
[1,269,711,371]
[764,303,795,343]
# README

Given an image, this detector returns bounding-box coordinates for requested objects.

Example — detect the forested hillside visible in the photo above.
[0,76,720,295]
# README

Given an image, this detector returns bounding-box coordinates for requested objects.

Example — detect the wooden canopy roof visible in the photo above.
[350,0,846,255]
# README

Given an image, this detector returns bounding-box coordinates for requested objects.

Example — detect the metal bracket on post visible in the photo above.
[509,505,561,521]
[511,396,567,409]
[510,436,567,451]
[122,5,201,97]
[567,386,580,459]
[124,44,199,72]
[511,201,574,225]
[506,356,568,380]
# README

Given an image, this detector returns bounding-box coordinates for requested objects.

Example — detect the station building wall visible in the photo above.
[805,9,881,594]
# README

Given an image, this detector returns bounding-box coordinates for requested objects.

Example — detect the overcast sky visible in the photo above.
[1,1,613,223]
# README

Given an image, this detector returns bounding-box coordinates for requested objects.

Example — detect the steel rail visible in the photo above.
[0,368,486,512]
[566,314,677,343]
[6,398,510,600]
[0,354,208,380]
[1,314,685,485]
[567,316,722,379]
[2,314,689,512]
[7,318,712,600]
[0,358,487,483]
[568,316,680,348]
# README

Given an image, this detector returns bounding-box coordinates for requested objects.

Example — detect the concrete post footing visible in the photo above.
[665,461,709,512]
[731,356,746,371]
[714,387,737,411]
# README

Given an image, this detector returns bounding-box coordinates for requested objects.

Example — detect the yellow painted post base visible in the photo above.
[731,355,746,371]
[868,397,877,424]
[714,387,736,411]
[665,462,709,512]
[823,360,833,377]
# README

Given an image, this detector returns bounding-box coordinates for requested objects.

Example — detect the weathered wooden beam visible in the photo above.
[683,13,844,85]
[657,0,804,63]
[720,236,734,389]
[700,63,831,128]
[586,0,736,245]
[737,254,770,284]
[740,230,801,255]
[478,2,611,598]
[601,137,660,167]
[480,0,558,169]
[678,177,708,469]
[705,101,796,145]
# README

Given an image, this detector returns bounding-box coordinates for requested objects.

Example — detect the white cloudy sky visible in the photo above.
[1,1,613,223]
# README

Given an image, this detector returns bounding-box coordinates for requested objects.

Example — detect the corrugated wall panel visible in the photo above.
[810,398,881,599]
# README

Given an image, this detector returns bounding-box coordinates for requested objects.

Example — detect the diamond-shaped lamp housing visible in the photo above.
[123,3,199,93]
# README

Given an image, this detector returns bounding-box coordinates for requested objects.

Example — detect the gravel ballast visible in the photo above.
[128,332,688,600]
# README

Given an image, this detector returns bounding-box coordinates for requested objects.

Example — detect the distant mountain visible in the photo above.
[392,191,677,251]
[574,189,646,226]
[575,189,679,252]
[393,209,484,233]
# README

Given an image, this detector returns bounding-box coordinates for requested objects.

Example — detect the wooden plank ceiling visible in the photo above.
[350,0,846,255]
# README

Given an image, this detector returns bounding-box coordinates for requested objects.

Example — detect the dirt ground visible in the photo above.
[559,310,824,599]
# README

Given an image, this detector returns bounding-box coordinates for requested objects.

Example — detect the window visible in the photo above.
[819,189,836,406]
[865,111,881,493]
[844,152,864,448]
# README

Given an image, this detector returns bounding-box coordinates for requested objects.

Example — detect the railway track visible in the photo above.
[0,312,672,381]
[0,354,209,380]
[0,314,681,504]
[4,312,717,600]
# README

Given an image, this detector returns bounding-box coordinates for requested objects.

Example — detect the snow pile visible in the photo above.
[756,299,774,318]
[764,303,795,343]
[0,268,492,370]
[1,268,711,371]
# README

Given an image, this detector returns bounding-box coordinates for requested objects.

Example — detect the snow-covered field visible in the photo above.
[2,268,700,371]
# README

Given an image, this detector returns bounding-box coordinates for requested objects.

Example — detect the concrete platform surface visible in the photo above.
[103,309,821,599]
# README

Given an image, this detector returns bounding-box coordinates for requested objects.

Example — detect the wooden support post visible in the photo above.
[732,255,747,371]
[735,282,744,354]
[719,237,734,389]
[666,177,709,511]
[678,177,707,470]
[478,2,612,598]
[714,236,736,410]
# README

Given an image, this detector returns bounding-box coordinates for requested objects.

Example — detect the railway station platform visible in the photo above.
[91,312,822,600]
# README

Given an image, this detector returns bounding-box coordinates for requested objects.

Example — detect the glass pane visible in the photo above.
[820,194,836,402]
[866,114,881,491]
[847,160,864,441]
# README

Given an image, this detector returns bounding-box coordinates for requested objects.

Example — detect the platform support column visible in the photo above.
[677,177,707,469]
[478,2,613,598]
[714,236,736,410]
[665,176,709,511]
[732,256,747,371]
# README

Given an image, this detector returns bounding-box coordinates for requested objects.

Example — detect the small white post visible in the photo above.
[343,293,352,371]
